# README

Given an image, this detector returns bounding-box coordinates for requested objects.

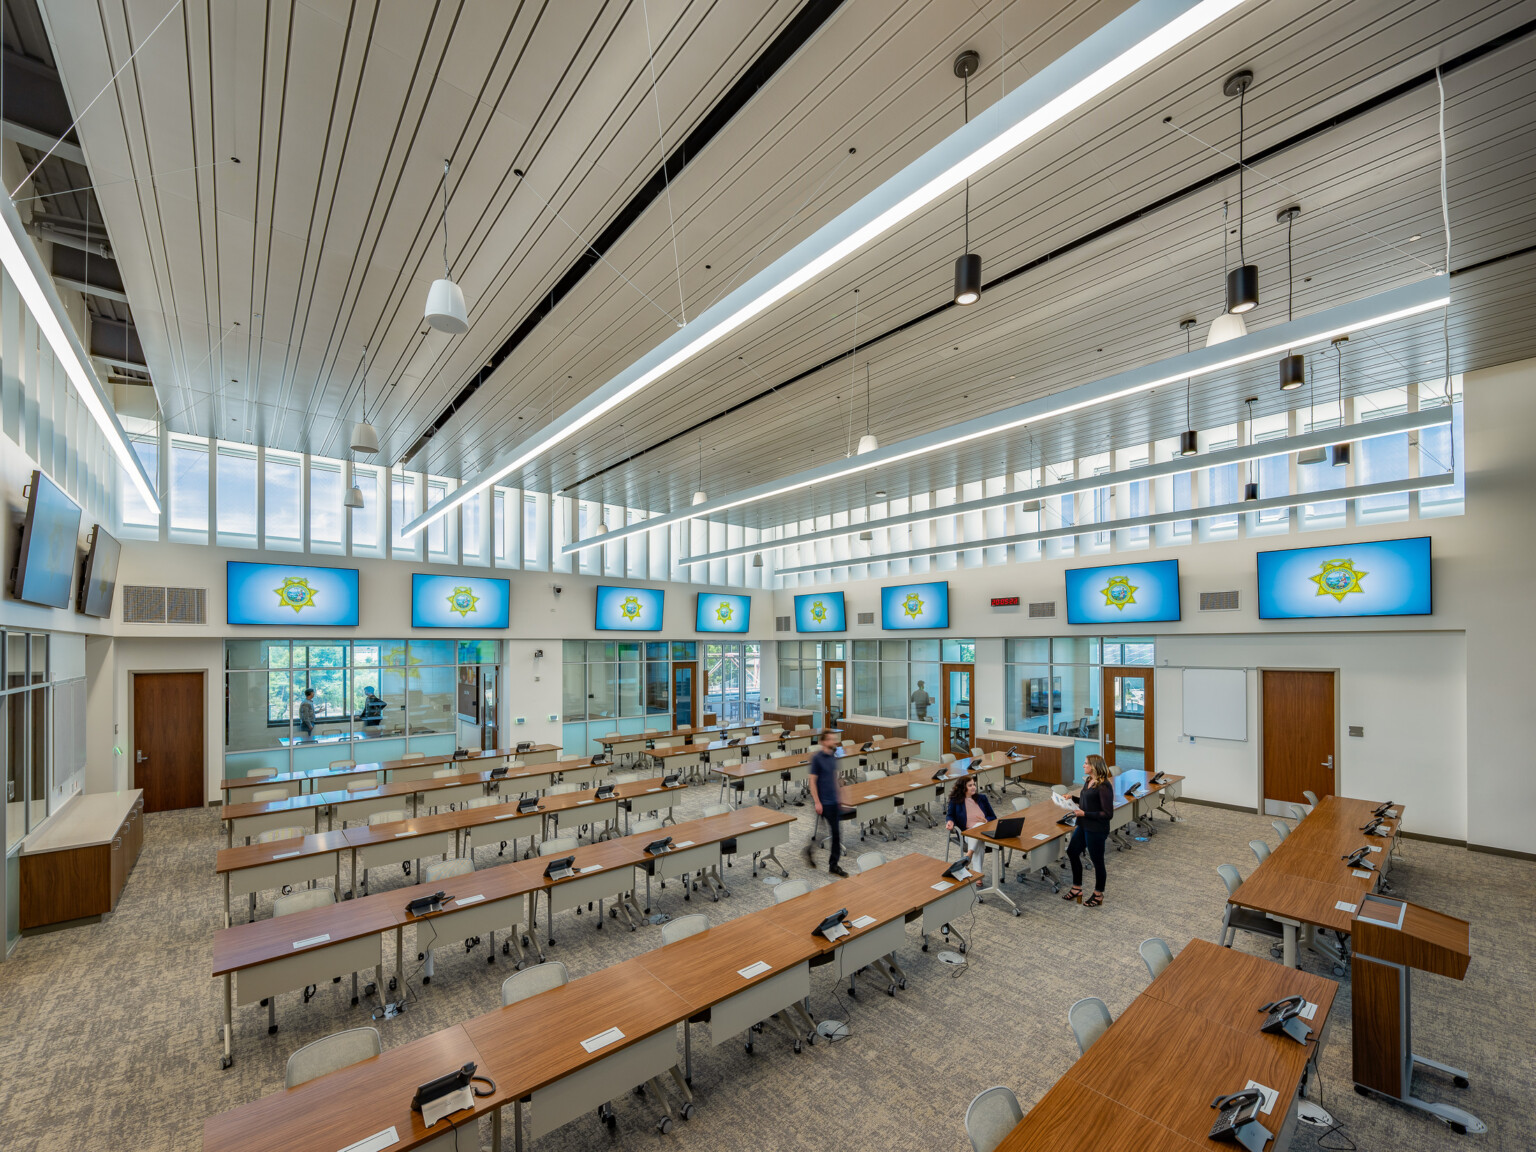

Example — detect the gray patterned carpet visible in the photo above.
[0,782,1529,1152]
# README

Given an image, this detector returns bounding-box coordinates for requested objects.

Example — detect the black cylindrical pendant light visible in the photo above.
[1330,443,1351,467]
[953,51,982,306]
[1226,263,1258,313]
[954,253,981,305]
[1179,318,1198,455]
[1330,335,1350,466]
[1223,70,1258,314]
[1279,353,1305,391]
[1180,429,1199,457]
[1243,481,1259,501]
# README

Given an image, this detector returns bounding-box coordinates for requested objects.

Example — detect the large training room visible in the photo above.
[1,0,1532,1150]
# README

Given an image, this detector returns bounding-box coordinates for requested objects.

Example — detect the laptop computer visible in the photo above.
[991,816,1025,840]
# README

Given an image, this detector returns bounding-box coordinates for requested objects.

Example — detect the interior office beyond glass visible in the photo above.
[1005,638,1155,779]
[224,639,503,778]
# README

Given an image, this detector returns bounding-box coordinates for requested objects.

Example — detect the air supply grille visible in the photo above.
[1199,591,1240,612]
[775,616,792,632]
[168,587,207,624]
[856,612,875,625]
[1028,602,1056,618]
[122,585,165,623]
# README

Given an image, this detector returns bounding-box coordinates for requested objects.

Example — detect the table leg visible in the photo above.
[224,874,232,929]
[221,974,234,1068]
[514,1099,524,1152]
[394,927,403,1000]
[492,1103,502,1151]
[977,842,1020,916]
[1277,919,1299,968]
[683,1020,693,1083]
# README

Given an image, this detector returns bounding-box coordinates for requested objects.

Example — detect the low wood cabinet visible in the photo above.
[20,791,145,931]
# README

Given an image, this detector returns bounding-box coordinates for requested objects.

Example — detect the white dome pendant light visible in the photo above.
[425,159,469,333]
[691,437,707,505]
[350,344,380,455]
[1206,200,1247,347]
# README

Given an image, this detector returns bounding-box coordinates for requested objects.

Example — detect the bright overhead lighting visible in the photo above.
[401,0,1255,541]
[857,433,880,455]
[0,193,158,511]
[571,277,1449,557]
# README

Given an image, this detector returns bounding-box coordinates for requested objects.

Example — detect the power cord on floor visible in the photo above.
[948,897,981,980]
[1309,1067,1358,1151]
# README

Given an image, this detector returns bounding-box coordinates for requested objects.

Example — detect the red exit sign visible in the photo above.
[990,596,1020,607]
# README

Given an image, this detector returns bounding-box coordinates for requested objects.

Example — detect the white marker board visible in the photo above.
[1182,668,1247,741]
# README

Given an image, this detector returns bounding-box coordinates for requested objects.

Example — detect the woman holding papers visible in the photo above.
[945,776,996,887]
[1064,755,1113,906]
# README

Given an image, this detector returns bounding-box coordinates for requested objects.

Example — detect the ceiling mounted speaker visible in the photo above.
[1206,311,1247,346]
[1279,353,1305,391]
[350,421,379,455]
[425,278,468,333]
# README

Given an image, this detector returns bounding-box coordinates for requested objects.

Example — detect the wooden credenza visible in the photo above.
[20,790,145,930]
[972,731,1075,786]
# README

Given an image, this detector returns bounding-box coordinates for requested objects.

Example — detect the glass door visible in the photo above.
[1101,666,1151,773]
[480,666,499,750]
[943,664,973,757]
[672,662,696,729]
[823,661,846,728]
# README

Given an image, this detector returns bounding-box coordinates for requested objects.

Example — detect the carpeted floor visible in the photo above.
[0,781,1529,1152]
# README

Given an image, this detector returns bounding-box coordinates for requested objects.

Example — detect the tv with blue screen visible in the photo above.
[696,592,750,633]
[595,585,664,631]
[880,581,950,630]
[411,573,510,629]
[1064,560,1181,624]
[11,469,81,609]
[794,590,845,632]
[227,561,361,626]
[1257,536,1431,619]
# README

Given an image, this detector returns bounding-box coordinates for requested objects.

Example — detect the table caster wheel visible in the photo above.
[898,979,907,989]
[351,995,359,1006]
[887,986,896,997]
[794,1040,804,1053]
[658,1117,673,1134]
[847,987,857,998]
[1454,1076,1470,1089]
[745,1042,754,1055]
[220,1056,233,1070]
[921,942,929,952]
[418,952,425,961]
[259,998,269,1007]
[488,954,496,964]
[422,976,431,985]
[267,1024,278,1035]
[388,977,397,991]
[681,1103,695,1120]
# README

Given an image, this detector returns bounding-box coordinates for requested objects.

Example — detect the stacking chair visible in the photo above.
[1138,937,1174,982]
[250,787,289,805]
[1250,839,1271,864]
[660,913,708,945]
[1288,804,1308,822]
[1011,796,1031,811]
[964,1086,1024,1152]
[1302,789,1320,807]
[416,856,518,980]
[1271,819,1292,843]
[246,825,313,918]
[329,760,357,770]
[266,888,341,1033]
[284,1027,382,1088]
[358,809,415,890]
[1068,996,1113,1056]
[856,850,886,872]
[1216,864,1284,956]
[772,879,812,903]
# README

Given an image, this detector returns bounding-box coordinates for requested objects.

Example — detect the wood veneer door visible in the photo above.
[1261,669,1335,807]
[133,671,205,812]
[1101,666,1153,774]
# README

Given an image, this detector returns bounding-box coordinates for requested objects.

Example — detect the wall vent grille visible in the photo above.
[1028,602,1055,618]
[1199,590,1240,612]
[775,615,792,632]
[856,611,876,625]
[167,587,207,624]
[122,585,165,623]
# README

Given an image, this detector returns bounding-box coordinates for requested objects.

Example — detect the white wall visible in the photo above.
[1153,632,1466,840]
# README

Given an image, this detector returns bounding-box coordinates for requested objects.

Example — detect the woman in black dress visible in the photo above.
[1064,754,1114,907]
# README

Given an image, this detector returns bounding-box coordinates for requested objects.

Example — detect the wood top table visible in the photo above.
[219,744,562,798]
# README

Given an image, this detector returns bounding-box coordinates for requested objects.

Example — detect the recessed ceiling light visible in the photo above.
[1408,234,1422,242]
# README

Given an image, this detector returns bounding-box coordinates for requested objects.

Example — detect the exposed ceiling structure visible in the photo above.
[34,0,1536,536]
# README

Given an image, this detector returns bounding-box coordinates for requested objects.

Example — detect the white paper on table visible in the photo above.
[1368,845,1382,852]
[674,840,695,848]
[291,933,330,949]
[750,821,769,828]
[579,864,603,874]
[1335,901,1358,913]
[271,850,302,860]
[1243,1081,1279,1116]
[1032,833,1052,841]
[1351,869,1372,879]
[930,881,952,891]
[1299,1000,1318,1021]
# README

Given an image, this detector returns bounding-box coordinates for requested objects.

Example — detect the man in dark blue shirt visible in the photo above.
[805,729,849,877]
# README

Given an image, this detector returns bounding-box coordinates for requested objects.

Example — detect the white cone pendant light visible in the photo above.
[345,483,364,509]
[856,366,878,454]
[425,159,469,333]
[690,438,706,506]
[351,344,380,455]
[1206,201,1248,347]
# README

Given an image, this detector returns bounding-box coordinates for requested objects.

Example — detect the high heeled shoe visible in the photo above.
[1062,886,1082,903]
[1083,892,1104,907]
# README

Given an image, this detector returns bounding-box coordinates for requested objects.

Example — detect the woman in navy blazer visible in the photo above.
[945,775,997,883]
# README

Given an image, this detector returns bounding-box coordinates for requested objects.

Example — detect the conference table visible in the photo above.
[712,737,923,807]
[1229,794,1401,969]
[219,744,562,802]
[994,937,1338,1152]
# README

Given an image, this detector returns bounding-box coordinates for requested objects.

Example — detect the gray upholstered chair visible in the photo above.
[660,913,708,945]
[1068,996,1113,1056]
[284,1027,381,1088]
[1138,937,1174,982]
[964,1086,1024,1152]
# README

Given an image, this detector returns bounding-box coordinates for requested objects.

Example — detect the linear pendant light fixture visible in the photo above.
[953,50,982,306]
[567,276,1449,556]
[0,189,159,511]
[403,0,1256,541]
[1277,205,1305,390]
[1223,69,1259,314]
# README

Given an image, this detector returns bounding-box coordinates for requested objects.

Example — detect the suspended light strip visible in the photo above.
[675,406,1451,566]
[400,0,1253,541]
[775,473,1454,576]
[566,277,1450,556]
[0,193,159,511]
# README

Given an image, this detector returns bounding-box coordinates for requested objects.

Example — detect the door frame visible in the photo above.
[941,663,973,756]
[821,661,846,727]
[671,661,698,730]
[1257,666,1341,813]
[129,668,208,809]
[1100,665,1153,774]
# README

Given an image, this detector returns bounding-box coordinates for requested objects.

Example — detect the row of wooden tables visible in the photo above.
[204,851,984,1152]
[220,744,563,803]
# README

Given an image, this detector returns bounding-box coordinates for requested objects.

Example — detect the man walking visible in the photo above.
[804,729,849,877]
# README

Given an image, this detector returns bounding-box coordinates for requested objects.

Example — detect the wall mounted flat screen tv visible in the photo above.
[411,573,511,629]
[1257,536,1432,619]
[594,585,665,631]
[880,581,950,630]
[1064,560,1181,624]
[11,469,81,608]
[696,592,750,633]
[793,590,845,632]
[227,561,361,626]
[77,526,122,618]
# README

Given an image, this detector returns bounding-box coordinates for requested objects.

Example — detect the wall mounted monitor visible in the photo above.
[594,585,665,631]
[695,592,750,633]
[227,561,361,626]
[793,590,845,632]
[1257,536,1432,619]
[411,573,511,629]
[880,580,950,630]
[1065,559,1181,624]
[77,526,122,618]
[11,469,81,608]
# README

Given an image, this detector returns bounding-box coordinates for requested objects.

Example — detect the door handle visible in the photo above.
[1322,756,1334,770]
[136,750,147,764]
[1106,737,1114,744]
